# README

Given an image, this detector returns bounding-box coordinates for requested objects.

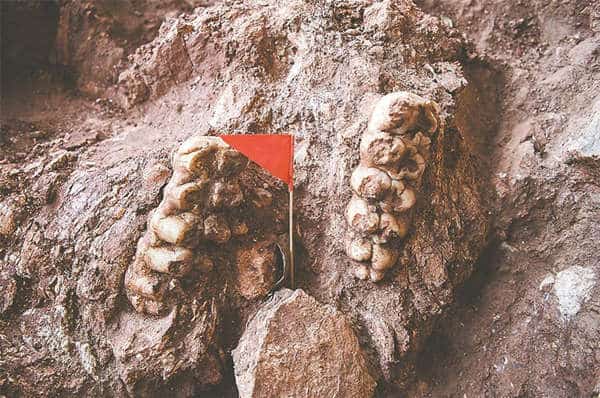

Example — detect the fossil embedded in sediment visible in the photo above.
[344,91,440,282]
[124,135,279,315]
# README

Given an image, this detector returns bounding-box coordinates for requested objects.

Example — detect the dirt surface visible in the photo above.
[412,1,600,397]
[1,0,598,397]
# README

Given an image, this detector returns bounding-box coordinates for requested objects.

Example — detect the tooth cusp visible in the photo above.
[145,246,193,274]
[350,165,391,199]
[151,212,199,244]
[345,235,373,262]
[346,196,380,234]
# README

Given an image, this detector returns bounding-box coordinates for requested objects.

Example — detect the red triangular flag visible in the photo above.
[219,134,294,190]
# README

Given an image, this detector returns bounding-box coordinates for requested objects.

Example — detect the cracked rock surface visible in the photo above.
[232,289,377,398]
[1,0,489,395]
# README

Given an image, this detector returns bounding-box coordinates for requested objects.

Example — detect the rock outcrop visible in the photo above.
[0,0,491,395]
[233,289,377,398]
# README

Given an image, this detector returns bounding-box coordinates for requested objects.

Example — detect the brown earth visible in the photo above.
[0,0,598,397]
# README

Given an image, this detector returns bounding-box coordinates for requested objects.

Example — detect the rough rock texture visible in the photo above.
[232,289,376,398]
[410,0,600,397]
[6,0,577,396]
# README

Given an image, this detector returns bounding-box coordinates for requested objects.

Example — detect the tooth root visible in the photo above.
[145,246,193,274]
[151,213,198,244]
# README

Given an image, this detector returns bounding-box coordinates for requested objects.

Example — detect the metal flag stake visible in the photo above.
[219,133,295,289]
[289,188,294,289]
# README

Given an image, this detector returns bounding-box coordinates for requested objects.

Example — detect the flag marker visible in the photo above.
[219,134,295,289]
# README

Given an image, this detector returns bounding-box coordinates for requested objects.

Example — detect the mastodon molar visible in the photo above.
[345,91,440,282]
[125,135,279,315]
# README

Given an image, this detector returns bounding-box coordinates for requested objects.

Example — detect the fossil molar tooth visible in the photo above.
[125,135,280,315]
[345,91,440,282]
[350,165,392,199]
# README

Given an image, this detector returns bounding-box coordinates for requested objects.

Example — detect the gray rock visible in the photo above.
[233,289,377,398]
